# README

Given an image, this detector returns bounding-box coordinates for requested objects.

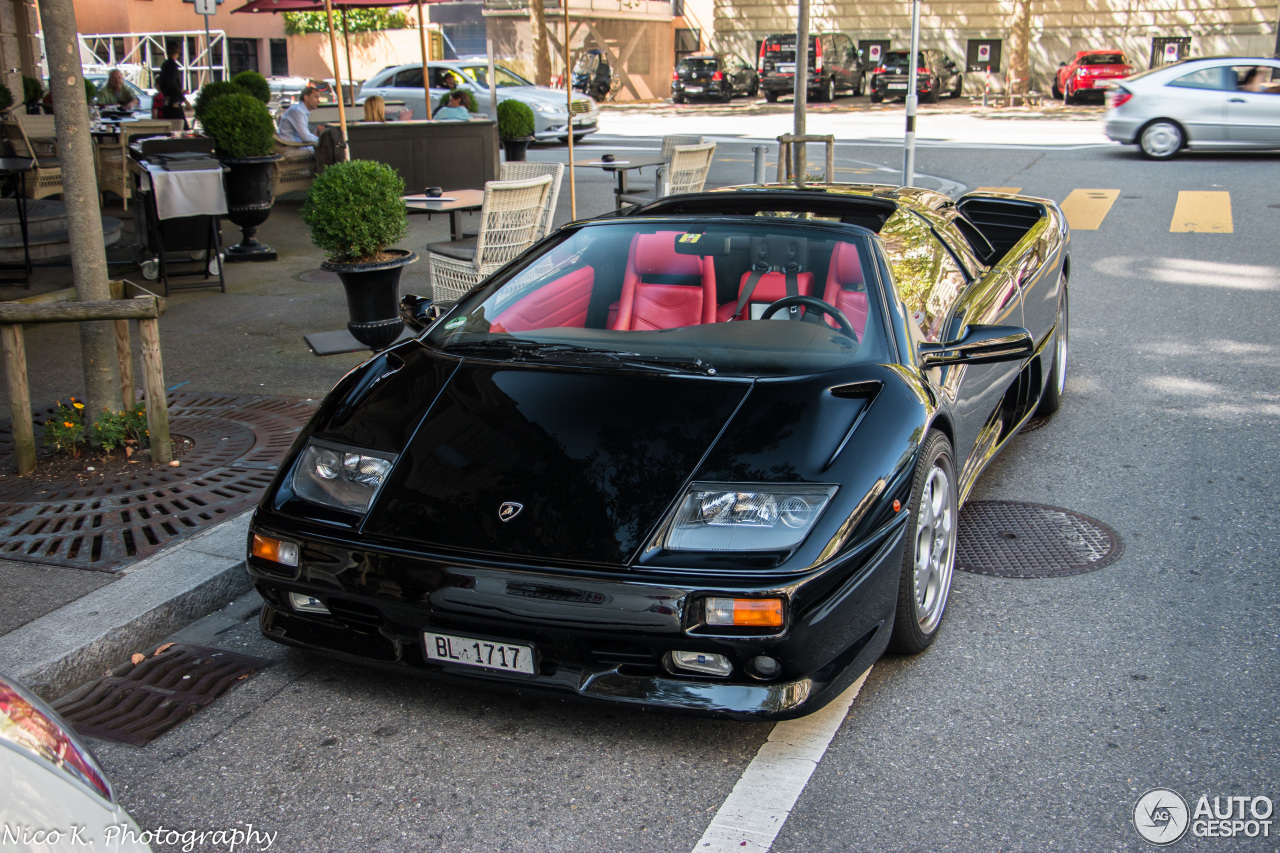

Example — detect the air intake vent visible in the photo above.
[830,381,882,399]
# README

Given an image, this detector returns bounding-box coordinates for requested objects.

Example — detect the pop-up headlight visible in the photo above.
[664,483,837,552]
[291,440,397,515]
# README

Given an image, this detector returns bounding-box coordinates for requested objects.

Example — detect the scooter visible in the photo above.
[572,49,615,101]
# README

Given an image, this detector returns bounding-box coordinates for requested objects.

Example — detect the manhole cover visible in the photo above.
[53,643,266,746]
[0,392,315,572]
[296,269,339,284]
[956,500,1123,578]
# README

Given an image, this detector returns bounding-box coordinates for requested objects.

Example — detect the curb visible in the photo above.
[0,511,255,701]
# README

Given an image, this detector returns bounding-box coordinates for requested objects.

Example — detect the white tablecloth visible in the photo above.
[140,162,228,220]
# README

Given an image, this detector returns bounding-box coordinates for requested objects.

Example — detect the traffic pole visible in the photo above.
[902,0,921,186]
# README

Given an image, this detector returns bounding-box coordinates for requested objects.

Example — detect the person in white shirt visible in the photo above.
[278,86,321,148]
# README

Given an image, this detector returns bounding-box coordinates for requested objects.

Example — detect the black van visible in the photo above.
[757,33,866,102]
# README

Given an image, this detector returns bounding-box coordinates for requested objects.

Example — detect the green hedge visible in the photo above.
[201,92,276,158]
[496,99,534,140]
[231,70,271,104]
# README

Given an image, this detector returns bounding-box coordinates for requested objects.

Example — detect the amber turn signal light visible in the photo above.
[705,597,784,628]
[252,533,299,567]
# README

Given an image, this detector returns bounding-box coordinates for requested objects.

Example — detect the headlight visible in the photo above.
[291,440,397,514]
[533,102,565,115]
[664,483,837,552]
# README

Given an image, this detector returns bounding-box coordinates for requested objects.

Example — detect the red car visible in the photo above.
[1053,50,1133,104]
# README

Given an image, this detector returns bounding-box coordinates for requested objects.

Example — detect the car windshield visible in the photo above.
[463,65,533,88]
[425,220,890,377]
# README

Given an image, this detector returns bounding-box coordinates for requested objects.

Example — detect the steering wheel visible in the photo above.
[760,295,857,340]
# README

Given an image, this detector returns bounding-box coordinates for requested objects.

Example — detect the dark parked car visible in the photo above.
[758,32,866,102]
[247,183,1070,720]
[870,49,963,103]
[1054,50,1134,104]
[672,54,759,103]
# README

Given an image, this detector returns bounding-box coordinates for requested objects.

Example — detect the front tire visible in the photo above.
[854,75,865,96]
[764,90,779,103]
[1139,120,1183,160]
[819,77,835,102]
[1051,78,1062,99]
[889,430,958,654]
[1036,285,1068,415]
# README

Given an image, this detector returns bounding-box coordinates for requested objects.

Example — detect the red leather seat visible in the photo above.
[822,242,869,340]
[609,232,717,331]
[491,266,594,333]
[716,270,815,322]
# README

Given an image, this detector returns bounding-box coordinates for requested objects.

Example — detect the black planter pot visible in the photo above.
[321,250,419,350]
[501,137,532,162]
[220,154,284,262]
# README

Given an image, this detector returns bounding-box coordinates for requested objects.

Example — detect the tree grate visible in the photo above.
[956,500,1123,578]
[52,643,266,746]
[0,392,315,572]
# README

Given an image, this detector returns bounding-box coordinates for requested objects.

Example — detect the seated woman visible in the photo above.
[434,90,471,121]
[363,95,386,122]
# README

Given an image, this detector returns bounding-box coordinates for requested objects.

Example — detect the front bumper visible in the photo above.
[247,516,904,719]
[535,114,599,141]
[672,81,728,99]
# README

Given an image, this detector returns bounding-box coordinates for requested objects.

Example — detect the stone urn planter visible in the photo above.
[220,154,283,262]
[322,250,419,349]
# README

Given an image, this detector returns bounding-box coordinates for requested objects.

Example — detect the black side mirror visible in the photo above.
[919,324,1034,367]
[400,294,435,332]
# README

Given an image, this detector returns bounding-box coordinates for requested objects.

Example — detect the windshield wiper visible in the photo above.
[443,339,716,375]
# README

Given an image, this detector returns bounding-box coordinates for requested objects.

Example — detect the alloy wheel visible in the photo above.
[913,465,955,633]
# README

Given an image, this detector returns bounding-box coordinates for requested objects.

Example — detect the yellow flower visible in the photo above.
[73,402,84,410]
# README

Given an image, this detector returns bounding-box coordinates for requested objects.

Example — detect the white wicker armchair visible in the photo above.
[428,174,554,306]
[1,120,63,200]
[271,135,317,197]
[495,161,564,239]
[617,141,716,205]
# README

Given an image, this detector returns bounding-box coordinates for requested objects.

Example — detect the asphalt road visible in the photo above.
[88,106,1280,852]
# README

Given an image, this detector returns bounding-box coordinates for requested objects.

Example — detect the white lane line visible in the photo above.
[692,667,871,853]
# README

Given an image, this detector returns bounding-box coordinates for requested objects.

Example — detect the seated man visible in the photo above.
[434,90,471,121]
[278,86,321,148]
[96,69,139,110]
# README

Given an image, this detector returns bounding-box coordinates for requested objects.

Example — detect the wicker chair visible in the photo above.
[482,161,563,240]
[16,114,59,158]
[1,120,63,200]
[271,136,318,197]
[95,121,173,210]
[617,142,716,205]
[427,174,553,306]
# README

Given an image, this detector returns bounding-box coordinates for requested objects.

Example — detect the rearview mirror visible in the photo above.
[918,324,1033,367]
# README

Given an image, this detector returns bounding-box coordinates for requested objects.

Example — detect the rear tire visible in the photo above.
[1036,285,1068,416]
[749,80,759,97]
[1051,79,1062,99]
[1139,120,1183,160]
[869,92,883,104]
[923,83,938,104]
[889,430,958,655]
[854,75,865,96]
[764,90,779,103]
[819,77,834,102]
[673,93,685,104]
[950,74,963,97]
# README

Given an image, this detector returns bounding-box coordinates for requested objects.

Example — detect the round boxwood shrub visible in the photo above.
[496,99,534,140]
[231,70,271,104]
[301,159,408,263]
[201,92,276,158]
[436,88,478,113]
[194,81,246,121]
[22,76,43,107]
[0,84,12,114]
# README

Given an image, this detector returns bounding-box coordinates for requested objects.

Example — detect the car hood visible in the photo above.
[495,85,593,110]
[353,356,751,566]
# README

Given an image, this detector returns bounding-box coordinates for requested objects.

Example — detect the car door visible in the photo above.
[1224,62,1280,144]
[1163,65,1232,141]
[385,67,428,119]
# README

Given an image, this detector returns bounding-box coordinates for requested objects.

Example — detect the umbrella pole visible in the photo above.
[322,0,349,160]
[342,8,356,108]
[417,0,432,119]
[565,0,575,219]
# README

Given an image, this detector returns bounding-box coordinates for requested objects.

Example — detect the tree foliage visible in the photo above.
[283,9,409,35]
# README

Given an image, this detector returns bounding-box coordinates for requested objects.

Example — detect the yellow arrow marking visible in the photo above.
[1171,191,1233,233]
[1060,189,1120,231]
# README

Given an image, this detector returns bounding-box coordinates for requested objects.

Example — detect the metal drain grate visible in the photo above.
[0,392,315,572]
[295,269,339,284]
[956,500,1123,578]
[52,644,266,746]
[1019,415,1051,434]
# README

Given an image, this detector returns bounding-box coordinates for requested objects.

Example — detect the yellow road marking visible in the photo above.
[975,186,1022,194]
[1060,188,1120,231]
[1171,191,1233,233]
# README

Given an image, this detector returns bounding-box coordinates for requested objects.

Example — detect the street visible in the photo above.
[90,105,1280,852]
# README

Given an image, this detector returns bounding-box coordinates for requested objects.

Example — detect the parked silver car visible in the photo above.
[1105,56,1280,159]
[357,61,600,142]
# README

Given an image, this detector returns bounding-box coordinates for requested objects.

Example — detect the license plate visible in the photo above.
[778,63,796,74]
[888,83,908,90]
[685,85,702,93]
[423,631,535,674]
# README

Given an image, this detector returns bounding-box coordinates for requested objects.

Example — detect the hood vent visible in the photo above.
[830,381,882,400]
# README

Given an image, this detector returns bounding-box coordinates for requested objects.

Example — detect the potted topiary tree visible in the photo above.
[193,80,246,123]
[199,91,283,261]
[301,159,417,349]
[231,70,271,105]
[496,99,535,162]
[22,76,43,114]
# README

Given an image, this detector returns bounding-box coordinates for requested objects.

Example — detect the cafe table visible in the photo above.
[0,157,34,284]
[404,190,485,241]
[571,154,668,209]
